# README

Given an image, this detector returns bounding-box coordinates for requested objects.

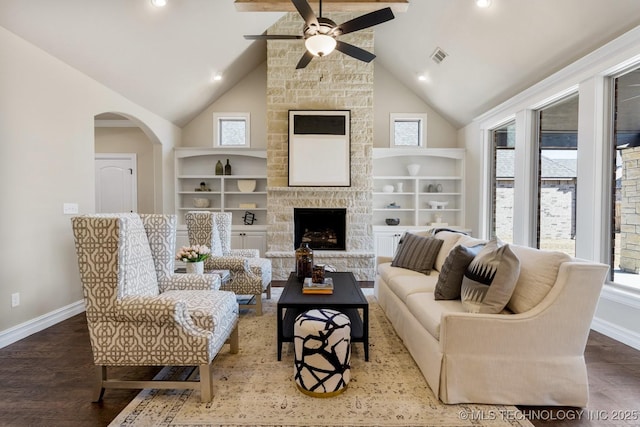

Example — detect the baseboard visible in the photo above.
[591,317,640,351]
[0,300,85,349]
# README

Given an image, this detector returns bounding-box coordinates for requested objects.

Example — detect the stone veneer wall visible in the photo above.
[265,12,375,280]
[620,147,640,273]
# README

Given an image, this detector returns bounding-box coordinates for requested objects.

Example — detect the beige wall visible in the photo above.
[95,127,156,214]
[0,25,180,337]
[182,58,457,151]
[182,62,268,149]
[373,64,458,148]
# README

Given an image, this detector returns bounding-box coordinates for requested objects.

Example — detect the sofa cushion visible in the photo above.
[460,239,520,313]
[406,292,466,340]
[457,234,488,248]
[433,230,466,271]
[434,243,485,300]
[391,233,443,275]
[507,246,571,313]
[387,272,439,303]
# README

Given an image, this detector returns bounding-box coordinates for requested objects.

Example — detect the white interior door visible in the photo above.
[95,154,137,213]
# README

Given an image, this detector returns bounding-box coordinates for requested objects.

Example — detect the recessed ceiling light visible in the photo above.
[418,75,427,82]
[151,0,167,7]
[212,73,222,82]
[476,0,491,8]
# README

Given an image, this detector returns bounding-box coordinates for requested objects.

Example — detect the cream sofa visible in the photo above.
[374,230,609,407]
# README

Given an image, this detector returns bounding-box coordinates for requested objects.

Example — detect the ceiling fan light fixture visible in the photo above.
[305,34,337,57]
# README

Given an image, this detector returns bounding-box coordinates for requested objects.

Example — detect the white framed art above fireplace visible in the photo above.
[288,110,350,187]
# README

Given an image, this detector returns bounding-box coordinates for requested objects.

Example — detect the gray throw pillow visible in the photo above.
[460,239,520,313]
[391,233,444,275]
[434,244,485,300]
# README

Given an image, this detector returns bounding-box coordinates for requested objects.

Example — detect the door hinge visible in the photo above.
[129,168,133,175]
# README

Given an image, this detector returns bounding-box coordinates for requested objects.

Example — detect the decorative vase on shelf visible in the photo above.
[186,261,204,274]
[295,242,314,282]
[215,160,223,175]
[224,159,232,175]
[407,164,421,176]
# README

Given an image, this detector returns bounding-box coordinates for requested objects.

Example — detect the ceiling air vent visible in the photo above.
[430,47,448,64]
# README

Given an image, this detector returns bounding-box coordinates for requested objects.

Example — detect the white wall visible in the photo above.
[460,25,640,350]
[0,26,180,344]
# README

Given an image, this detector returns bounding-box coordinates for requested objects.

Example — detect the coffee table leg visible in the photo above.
[277,306,283,361]
[364,306,369,361]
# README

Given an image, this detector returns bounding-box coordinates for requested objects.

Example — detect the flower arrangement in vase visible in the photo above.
[176,245,211,274]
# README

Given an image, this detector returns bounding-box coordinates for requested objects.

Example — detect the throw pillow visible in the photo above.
[460,239,520,313]
[391,233,444,275]
[434,243,485,300]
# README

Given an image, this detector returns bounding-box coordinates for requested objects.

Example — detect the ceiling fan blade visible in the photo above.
[244,34,303,40]
[296,50,315,69]
[335,7,394,35]
[292,0,319,27]
[335,40,376,63]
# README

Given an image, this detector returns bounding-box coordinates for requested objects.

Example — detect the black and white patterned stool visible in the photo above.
[294,308,351,397]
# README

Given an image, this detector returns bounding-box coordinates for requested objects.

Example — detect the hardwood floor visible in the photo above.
[0,288,638,426]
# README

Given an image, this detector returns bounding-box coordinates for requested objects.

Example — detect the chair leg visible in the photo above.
[228,324,239,353]
[265,283,272,299]
[255,293,263,316]
[199,363,213,402]
[93,365,106,402]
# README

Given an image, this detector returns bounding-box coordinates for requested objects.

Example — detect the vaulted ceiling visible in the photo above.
[2,1,640,128]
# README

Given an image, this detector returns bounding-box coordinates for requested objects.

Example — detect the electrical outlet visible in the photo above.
[11,293,19,308]
[63,203,79,214]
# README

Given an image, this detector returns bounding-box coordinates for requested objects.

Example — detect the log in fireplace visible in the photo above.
[294,208,346,250]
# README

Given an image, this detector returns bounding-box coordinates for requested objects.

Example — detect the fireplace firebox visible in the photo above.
[294,208,346,250]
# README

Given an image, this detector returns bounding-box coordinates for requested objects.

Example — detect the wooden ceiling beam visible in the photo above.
[234,0,409,13]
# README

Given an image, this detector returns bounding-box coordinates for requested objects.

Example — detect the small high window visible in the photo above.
[213,112,250,148]
[390,113,427,147]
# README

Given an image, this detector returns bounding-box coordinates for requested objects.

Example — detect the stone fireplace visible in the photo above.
[264,12,376,280]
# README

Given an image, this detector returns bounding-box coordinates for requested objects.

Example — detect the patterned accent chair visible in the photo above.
[185,211,272,315]
[71,213,239,403]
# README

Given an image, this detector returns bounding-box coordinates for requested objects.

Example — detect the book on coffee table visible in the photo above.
[302,277,334,294]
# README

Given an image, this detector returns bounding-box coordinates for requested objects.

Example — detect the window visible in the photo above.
[390,113,426,147]
[213,112,250,148]
[611,68,640,289]
[491,120,515,243]
[536,94,579,256]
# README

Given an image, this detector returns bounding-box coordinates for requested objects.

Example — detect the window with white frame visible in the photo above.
[610,68,640,290]
[535,93,579,257]
[491,120,515,243]
[390,113,427,147]
[213,113,250,148]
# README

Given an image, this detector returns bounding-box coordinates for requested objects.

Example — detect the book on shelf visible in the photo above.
[303,277,334,294]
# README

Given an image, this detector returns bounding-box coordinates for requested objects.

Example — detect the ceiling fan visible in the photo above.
[244,0,395,69]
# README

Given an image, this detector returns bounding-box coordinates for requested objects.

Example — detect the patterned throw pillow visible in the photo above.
[460,239,520,313]
[391,233,444,275]
[434,244,485,300]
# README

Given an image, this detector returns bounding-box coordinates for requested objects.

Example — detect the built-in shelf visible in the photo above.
[372,148,465,228]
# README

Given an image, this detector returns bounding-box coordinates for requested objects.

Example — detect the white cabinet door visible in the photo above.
[230,233,243,251]
[374,232,403,258]
[232,231,267,256]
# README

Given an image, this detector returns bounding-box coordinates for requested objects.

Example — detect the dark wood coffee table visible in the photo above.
[277,271,369,361]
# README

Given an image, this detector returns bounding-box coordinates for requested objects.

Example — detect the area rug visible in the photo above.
[110,288,533,427]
